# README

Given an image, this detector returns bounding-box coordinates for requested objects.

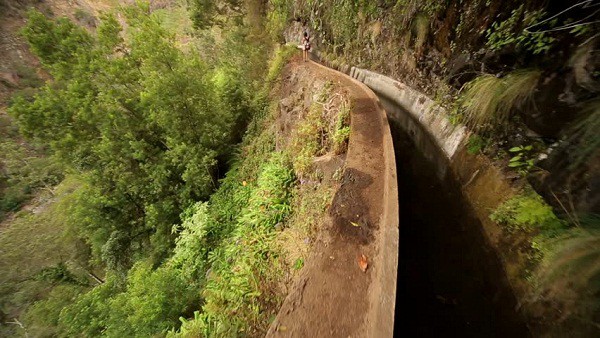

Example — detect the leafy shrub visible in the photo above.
[170,202,214,279]
[35,262,84,285]
[11,7,246,268]
[530,215,600,334]
[466,134,487,155]
[59,263,198,337]
[58,278,119,337]
[23,285,84,338]
[491,191,567,279]
[486,5,556,55]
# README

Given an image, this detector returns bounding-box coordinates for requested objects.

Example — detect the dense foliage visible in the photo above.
[10,5,252,271]
[2,0,311,334]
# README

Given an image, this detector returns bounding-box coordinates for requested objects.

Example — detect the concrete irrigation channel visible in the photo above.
[271,26,532,335]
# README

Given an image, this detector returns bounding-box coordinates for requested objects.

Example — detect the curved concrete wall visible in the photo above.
[313,50,531,323]
[315,52,468,179]
[309,59,400,338]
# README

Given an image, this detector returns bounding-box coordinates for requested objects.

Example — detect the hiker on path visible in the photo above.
[302,31,311,62]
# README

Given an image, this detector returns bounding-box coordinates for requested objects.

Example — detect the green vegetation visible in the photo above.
[59,263,198,337]
[508,145,535,175]
[491,190,566,280]
[0,177,84,337]
[333,99,351,154]
[291,101,325,177]
[183,153,294,337]
[172,52,348,336]
[2,0,597,336]
[491,192,564,235]
[2,0,347,331]
[10,5,254,273]
[458,70,541,134]
[533,216,600,330]
[485,5,556,55]
[289,83,351,177]
[1,2,304,336]
[493,193,600,331]
[466,134,487,155]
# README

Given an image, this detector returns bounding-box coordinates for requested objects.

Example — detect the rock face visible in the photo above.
[283,0,599,215]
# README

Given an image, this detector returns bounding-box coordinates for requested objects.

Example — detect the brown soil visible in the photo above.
[267,58,388,337]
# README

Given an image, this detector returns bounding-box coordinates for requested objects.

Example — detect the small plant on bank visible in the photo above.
[412,13,429,52]
[466,134,488,155]
[528,214,600,334]
[491,191,566,278]
[491,192,564,235]
[291,101,324,177]
[290,83,351,177]
[333,99,351,154]
[293,258,304,270]
[508,145,535,175]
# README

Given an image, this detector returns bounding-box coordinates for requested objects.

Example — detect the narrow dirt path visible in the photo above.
[268,58,395,337]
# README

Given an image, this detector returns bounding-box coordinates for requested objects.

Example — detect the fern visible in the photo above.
[180,153,295,337]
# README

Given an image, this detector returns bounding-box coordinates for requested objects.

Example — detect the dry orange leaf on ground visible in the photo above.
[358,254,368,272]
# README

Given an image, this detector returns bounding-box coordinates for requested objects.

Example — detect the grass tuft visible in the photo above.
[460,69,541,134]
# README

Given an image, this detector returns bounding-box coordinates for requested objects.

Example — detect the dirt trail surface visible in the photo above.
[268,58,397,337]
